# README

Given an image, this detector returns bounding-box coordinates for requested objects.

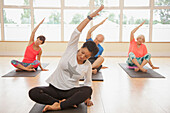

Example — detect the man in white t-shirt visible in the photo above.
[29,5,104,112]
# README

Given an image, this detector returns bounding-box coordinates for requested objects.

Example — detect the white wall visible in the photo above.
[0,41,170,57]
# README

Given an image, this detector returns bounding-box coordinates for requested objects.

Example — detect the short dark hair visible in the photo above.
[82,41,99,57]
[37,35,46,44]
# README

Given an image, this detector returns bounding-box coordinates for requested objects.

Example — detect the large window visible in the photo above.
[4,8,31,41]
[34,9,61,41]
[122,10,150,42]
[64,10,90,41]
[152,9,170,42]
[93,10,120,42]
[0,0,170,42]
[152,0,170,42]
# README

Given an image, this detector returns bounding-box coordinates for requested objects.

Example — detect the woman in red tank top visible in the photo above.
[11,18,48,72]
[126,21,159,72]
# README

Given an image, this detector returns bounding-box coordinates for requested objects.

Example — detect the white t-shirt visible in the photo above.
[46,28,92,90]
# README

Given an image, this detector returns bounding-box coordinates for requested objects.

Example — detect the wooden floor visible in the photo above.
[0,57,170,113]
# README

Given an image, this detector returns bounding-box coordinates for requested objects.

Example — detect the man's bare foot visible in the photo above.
[134,68,140,72]
[42,102,61,112]
[16,69,23,72]
[152,66,159,69]
[101,66,108,69]
[72,105,78,108]
[92,69,97,74]
[59,99,66,103]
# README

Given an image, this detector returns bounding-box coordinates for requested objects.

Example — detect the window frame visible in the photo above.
[0,0,170,42]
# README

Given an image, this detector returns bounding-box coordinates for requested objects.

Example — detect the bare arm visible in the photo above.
[37,50,48,71]
[130,21,145,42]
[77,5,104,33]
[28,18,45,45]
[86,17,107,40]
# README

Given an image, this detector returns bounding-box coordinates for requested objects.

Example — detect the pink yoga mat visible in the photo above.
[127,66,138,69]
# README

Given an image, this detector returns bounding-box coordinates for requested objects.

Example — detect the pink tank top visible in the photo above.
[22,42,41,63]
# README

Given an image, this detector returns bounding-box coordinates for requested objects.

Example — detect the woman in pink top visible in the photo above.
[126,21,159,72]
[11,18,48,72]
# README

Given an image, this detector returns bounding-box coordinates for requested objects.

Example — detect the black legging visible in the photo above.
[29,84,92,109]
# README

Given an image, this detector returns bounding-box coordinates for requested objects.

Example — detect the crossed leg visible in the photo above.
[91,56,104,74]
[127,52,152,72]
[131,58,148,72]
[11,60,38,72]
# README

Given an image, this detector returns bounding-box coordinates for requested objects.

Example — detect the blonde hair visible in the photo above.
[137,35,145,43]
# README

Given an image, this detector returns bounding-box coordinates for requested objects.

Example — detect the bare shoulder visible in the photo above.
[28,41,34,46]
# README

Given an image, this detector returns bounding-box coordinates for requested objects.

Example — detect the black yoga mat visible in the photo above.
[29,103,87,113]
[2,63,49,77]
[119,63,165,78]
[80,72,104,81]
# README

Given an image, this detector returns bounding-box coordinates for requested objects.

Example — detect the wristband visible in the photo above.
[87,15,93,20]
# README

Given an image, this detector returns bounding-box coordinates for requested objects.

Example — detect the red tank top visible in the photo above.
[22,42,41,63]
[128,38,147,57]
